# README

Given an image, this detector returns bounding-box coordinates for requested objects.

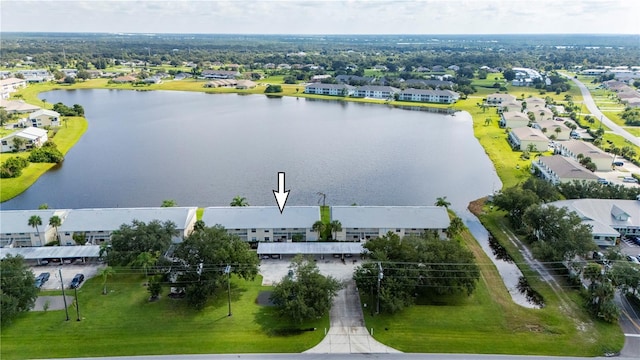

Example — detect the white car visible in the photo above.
[623,177,638,183]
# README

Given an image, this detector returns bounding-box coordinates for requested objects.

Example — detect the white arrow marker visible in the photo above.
[273,172,290,214]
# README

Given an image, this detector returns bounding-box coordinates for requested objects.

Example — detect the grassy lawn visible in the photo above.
[320,205,330,224]
[0,274,327,359]
[363,214,623,356]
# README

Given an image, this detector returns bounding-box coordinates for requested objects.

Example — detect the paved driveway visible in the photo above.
[259,255,360,286]
[31,263,103,290]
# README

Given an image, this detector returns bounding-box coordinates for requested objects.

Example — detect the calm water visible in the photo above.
[1,90,501,212]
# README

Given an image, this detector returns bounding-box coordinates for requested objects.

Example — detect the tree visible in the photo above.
[161,199,176,207]
[1,254,38,325]
[173,225,259,310]
[108,220,177,266]
[28,215,43,246]
[230,196,249,207]
[434,196,451,208]
[11,136,25,152]
[502,68,516,81]
[522,205,597,262]
[329,220,342,240]
[0,108,9,126]
[270,255,341,324]
[354,232,479,314]
[98,266,115,295]
[48,215,62,243]
[492,187,540,228]
[446,216,465,238]
[63,76,75,84]
[132,251,159,284]
[265,84,282,93]
[312,220,327,241]
[38,203,49,209]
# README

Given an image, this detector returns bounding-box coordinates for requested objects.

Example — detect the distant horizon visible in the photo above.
[2,31,639,36]
[1,0,638,35]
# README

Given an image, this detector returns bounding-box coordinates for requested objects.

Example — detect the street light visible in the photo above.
[376,262,383,315]
[58,268,69,321]
[224,265,232,317]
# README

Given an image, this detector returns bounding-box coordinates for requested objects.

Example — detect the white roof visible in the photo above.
[0,245,101,260]
[29,109,60,118]
[548,199,640,236]
[202,206,320,229]
[511,127,548,141]
[58,207,197,232]
[257,242,365,255]
[331,206,450,229]
[0,210,68,234]
[1,127,48,142]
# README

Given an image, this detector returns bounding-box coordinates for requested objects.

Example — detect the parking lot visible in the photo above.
[594,162,640,187]
[31,262,103,290]
[259,255,361,286]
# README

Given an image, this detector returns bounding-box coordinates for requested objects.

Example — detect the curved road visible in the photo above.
[564,75,640,147]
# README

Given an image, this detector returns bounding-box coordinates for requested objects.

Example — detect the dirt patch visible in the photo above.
[32,295,75,311]
[256,291,274,306]
[468,197,487,216]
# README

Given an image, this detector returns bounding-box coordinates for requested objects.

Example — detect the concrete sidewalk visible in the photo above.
[304,280,401,354]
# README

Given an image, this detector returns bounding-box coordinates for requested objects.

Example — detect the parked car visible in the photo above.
[613,161,624,167]
[626,255,640,264]
[69,273,85,289]
[623,176,638,183]
[597,178,609,185]
[34,272,50,288]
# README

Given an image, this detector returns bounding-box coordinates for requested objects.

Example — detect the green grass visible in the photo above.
[363,213,623,356]
[320,205,330,224]
[0,274,327,359]
[196,208,204,220]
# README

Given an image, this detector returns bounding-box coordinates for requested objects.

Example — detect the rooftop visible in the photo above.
[58,207,197,232]
[202,206,320,229]
[331,206,450,229]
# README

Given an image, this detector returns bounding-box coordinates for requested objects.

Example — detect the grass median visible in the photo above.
[0,273,327,359]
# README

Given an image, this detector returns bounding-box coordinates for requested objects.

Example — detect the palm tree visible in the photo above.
[434,196,451,208]
[49,215,62,243]
[610,146,621,165]
[446,216,465,238]
[133,251,159,285]
[230,195,249,207]
[99,266,115,295]
[42,98,47,108]
[161,199,176,207]
[554,127,562,138]
[329,220,342,241]
[312,220,327,241]
[527,143,537,153]
[484,117,492,126]
[28,215,43,246]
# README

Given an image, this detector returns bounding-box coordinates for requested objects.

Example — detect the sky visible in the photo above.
[1,0,639,35]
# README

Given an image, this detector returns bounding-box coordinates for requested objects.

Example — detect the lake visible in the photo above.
[1,90,501,212]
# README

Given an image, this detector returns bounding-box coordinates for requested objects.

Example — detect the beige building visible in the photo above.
[533,119,571,140]
[0,77,27,99]
[0,127,48,152]
[29,109,61,128]
[554,140,614,171]
[500,111,530,129]
[508,127,549,151]
[531,155,600,185]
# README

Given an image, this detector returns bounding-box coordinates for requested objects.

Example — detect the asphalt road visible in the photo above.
[564,74,640,147]
[616,292,640,357]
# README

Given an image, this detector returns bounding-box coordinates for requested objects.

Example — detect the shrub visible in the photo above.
[0,156,29,178]
[28,145,64,163]
[264,84,282,93]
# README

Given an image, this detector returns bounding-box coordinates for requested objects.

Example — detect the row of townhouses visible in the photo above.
[1,109,61,152]
[0,206,451,248]
[303,84,460,104]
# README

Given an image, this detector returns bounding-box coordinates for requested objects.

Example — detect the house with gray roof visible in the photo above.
[57,207,197,245]
[403,79,454,89]
[1,127,48,152]
[398,89,460,104]
[532,119,571,141]
[486,93,517,106]
[531,155,600,185]
[202,206,321,243]
[29,109,61,128]
[352,85,399,99]
[508,127,549,151]
[201,70,240,79]
[548,199,640,246]
[499,111,530,129]
[554,140,614,171]
[330,206,450,241]
[0,210,69,247]
[304,83,354,96]
[0,99,40,114]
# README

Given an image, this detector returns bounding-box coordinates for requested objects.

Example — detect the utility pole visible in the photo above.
[58,268,69,321]
[224,265,232,316]
[74,287,81,321]
[376,262,383,315]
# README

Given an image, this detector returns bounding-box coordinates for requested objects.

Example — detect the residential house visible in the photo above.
[304,83,355,96]
[0,210,69,247]
[29,109,61,128]
[335,75,375,85]
[397,89,460,104]
[0,77,27,99]
[173,72,191,80]
[431,65,445,73]
[57,207,198,245]
[311,74,332,82]
[86,70,103,79]
[15,69,52,83]
[204,79,237,88]
[352,85,399,99]
[448,65,460,71]
[532,119,571,140]
[331,206,450,242]
[531,155,600,185]
[499,111,530,129]
[0,127,48,152]
[201,70,241,79]
[499,100,523,112]
[554,140,614,171]
[143,76,162,84]
[486,93,517,106]
[235,80,257,89]
[508,127,549,151]
[531,108,554,122]
[548,199,640,247]
[201,206,320,243]
[0,99,40,114]
[403,79,454,89]
[112,75,137,83]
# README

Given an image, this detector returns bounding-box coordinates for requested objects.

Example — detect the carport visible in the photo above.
[0,245,101,265]
[257,242,365,260]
